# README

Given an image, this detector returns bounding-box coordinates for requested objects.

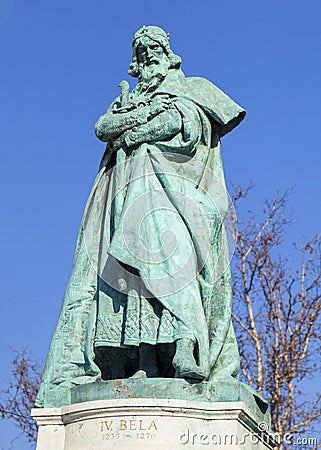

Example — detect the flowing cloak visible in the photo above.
[35,69,246,408]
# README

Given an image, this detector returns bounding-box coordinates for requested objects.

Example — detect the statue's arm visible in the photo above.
[121,108,182,148]
[95,94,174,143]
[94,107,150,142]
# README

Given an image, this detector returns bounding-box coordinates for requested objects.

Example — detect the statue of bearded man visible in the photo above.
[35,26,246,408]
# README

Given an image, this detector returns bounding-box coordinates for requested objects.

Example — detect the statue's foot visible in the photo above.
[173,338,206,381]
[177,367,206,381]
[130,369,147,379]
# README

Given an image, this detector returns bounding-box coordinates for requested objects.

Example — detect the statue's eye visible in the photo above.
[138,45,147,55]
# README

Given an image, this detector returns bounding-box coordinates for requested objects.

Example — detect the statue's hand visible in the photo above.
[112,133,127,151]
[112,129,135,151]
[149,94,172,118]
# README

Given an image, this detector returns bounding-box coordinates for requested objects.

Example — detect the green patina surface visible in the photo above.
[71,379,269,424]
[35,26,266,415]
[41,379,270,426]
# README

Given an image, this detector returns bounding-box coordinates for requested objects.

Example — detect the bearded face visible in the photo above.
[136,36,170,87]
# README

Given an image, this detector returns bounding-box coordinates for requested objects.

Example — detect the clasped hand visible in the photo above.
[112,94,174,150]
[149,94,172,117]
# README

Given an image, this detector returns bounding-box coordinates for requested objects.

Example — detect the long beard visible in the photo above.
[138,63,169,91]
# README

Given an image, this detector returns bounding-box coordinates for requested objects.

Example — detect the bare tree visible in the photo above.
[0,349,40,444]
[230,185,321,449]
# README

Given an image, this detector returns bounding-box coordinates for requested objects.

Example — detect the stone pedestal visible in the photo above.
[32,399,276,449]
[32,379,277,449]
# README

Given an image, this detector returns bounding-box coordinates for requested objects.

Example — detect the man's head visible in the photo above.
[128,26,181,83]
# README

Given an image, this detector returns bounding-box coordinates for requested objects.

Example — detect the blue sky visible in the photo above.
[0,0,320,447]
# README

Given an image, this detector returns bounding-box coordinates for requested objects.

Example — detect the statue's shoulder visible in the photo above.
[158,71,219,99]
[184,76,246,136]
[157,71,245,135]
[185,76,214,88]
[184,76,234,107]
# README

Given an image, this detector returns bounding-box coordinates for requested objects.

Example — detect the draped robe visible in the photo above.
[35,69,246,408]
